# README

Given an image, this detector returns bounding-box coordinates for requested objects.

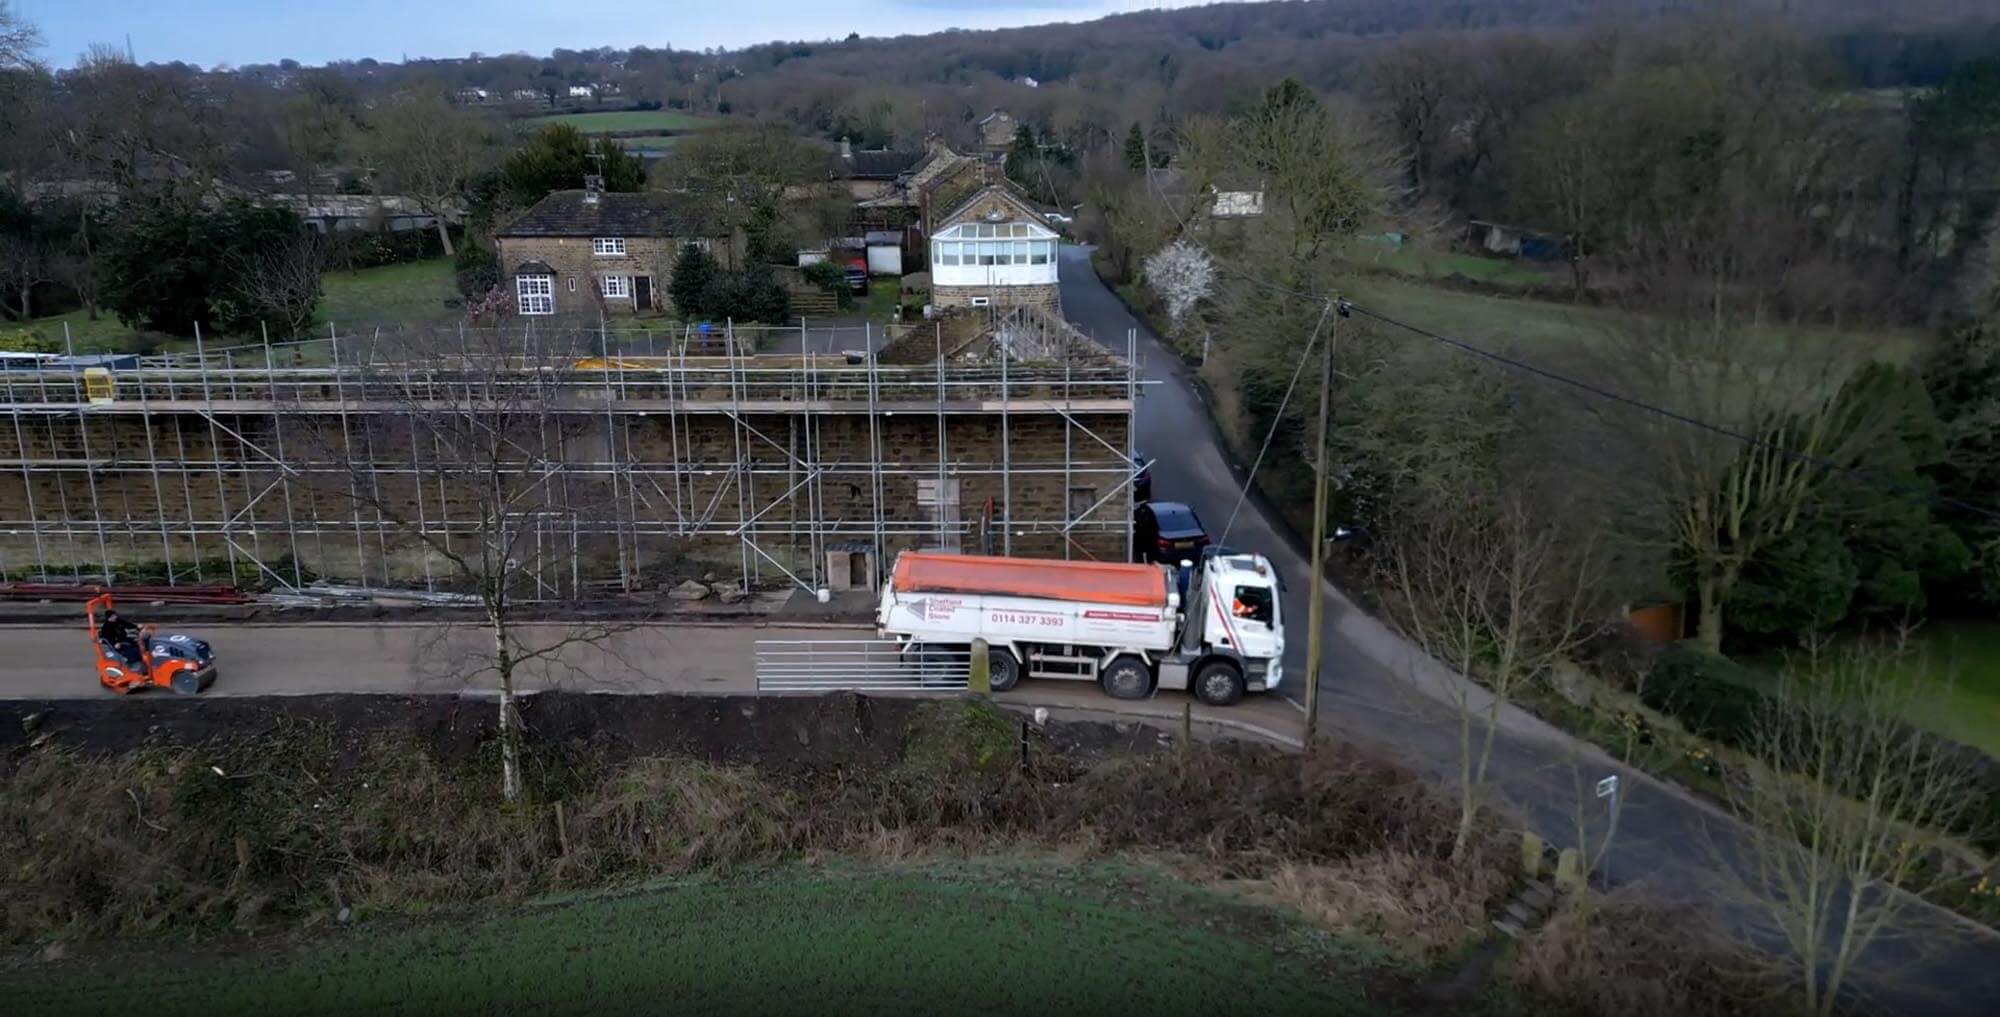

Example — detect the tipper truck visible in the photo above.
[875,550,1284,705]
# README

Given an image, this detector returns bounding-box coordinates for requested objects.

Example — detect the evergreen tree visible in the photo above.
[669,242,717,320]
[1123,122,1148,171]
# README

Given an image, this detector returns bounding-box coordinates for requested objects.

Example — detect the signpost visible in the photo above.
[1595,774,1620,886]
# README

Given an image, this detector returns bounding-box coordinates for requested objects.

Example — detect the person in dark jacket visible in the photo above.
[98,609,142,666]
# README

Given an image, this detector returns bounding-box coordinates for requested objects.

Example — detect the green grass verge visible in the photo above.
[529,110,722,133]
[318,257,458,331]
[7,862,1386,1016]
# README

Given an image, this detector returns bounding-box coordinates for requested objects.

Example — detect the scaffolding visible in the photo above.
[0,318,1144,600]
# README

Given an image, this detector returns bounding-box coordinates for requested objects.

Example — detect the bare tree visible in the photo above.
[1723,643,1980,1016]
[229,228,325,340]
[308,327,637,800]
[1581,325,1919,653]
[0,1,39,69]
[1381,490,1601,862]
[365,87,493,256]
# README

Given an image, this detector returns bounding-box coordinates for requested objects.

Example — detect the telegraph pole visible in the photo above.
[1302,299,1348,748]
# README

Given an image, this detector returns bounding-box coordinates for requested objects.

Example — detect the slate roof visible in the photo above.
[839,150,923,180]
[495,190,727,239]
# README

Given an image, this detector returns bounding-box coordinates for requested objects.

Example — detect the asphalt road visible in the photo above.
[1054,243,2000,1015]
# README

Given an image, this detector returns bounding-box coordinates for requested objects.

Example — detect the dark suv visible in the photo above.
[1133,501,1210,563]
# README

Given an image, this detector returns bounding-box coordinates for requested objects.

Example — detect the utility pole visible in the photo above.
[1302,299,1348,748]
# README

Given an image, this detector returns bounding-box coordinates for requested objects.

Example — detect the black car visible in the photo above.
[1130,453,1153,503]
[1134,501,1210,563]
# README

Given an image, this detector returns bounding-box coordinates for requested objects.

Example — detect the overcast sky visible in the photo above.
[15,0,1214,68]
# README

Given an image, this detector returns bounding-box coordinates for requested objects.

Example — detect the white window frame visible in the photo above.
[592,237,625,257]
[515,274,554,316]
[600,275,630,299]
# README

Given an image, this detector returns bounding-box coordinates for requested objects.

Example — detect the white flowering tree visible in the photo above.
[1145,240,1215,325]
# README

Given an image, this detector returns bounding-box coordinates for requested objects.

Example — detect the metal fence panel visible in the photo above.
[754,639,968,693]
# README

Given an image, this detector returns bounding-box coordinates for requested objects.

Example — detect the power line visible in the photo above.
[1218,299,1332,545]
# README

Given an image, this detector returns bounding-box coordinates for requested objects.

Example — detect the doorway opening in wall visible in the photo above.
[848,552,868,587]
[635,275,653,310]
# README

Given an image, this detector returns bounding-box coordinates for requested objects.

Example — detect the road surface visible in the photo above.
[1054,243,2000,1015]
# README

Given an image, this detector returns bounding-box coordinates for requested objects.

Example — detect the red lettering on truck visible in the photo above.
[1083,610,1161,622]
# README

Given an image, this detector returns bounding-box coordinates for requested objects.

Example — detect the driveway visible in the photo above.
[1056,242,2000,1015]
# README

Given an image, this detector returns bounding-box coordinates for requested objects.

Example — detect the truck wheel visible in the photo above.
[1194,660,1245,706]
[987,647,1021,692]
[1099,656,1153,700]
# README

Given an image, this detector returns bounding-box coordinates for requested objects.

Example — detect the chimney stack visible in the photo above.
[582,173,603,205]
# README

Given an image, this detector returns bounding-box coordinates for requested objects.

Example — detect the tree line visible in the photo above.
[1089,21,2000,660]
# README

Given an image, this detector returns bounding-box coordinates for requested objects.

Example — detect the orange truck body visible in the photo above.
[889,551,1168,607]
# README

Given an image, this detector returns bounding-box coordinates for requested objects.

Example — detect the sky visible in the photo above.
[13,0,1215,69]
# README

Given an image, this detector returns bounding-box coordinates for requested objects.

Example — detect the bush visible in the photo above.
[324,226,447,271]
[1513,892,1785,1016]
[1641,643,1771,747]
[0,328,58,354]
[452,239,501,299]
[0,706,1506,943]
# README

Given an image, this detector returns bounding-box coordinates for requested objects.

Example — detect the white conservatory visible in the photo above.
[929,220,1060,289]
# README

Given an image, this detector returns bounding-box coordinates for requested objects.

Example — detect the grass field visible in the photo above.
[528,110,721,134]
[5,862,1387,1016]
[1351,247,1557,287]
[1888,621,2000,756]
[1748,621,2000,756]
[10,307,134,351]
[19,258,460,352]
[1342,273,1934,367]
[318,257,458,330]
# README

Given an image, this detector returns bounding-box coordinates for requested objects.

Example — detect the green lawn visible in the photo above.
[318,257,458,331]
[1891,621,2000,756]
[529,110,722,134]
[5,862,1384,1016]
[9,307,137,351]
[1351,246,1557,287]
[17,258,459,353]
[1342,273,1933,367]
[1749,621,2000,756]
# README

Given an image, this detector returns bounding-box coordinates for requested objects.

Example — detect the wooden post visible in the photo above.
[1302,302,1341,748]
[1520,830,1545,878]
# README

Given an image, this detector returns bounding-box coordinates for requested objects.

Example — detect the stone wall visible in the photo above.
[932,282,1061,313]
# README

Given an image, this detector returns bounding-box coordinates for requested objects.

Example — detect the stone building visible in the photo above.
[927,184,1061,313]
[495,185,738,318]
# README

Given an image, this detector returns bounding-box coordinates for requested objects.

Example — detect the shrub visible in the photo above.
[1513,892,1785,1016]
[452,239,501,299]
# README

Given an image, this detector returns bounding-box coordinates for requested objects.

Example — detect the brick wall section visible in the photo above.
[498,235,734,316]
